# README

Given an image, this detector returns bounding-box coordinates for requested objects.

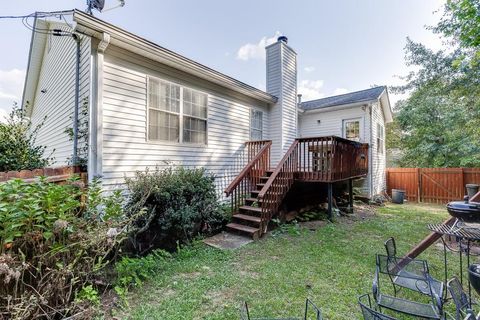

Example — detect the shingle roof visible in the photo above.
[300,86,386,111]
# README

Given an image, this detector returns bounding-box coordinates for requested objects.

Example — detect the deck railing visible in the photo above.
[296,136,368,182]
[224,140,272,214]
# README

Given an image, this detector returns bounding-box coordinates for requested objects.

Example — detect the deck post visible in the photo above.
[327,183,333,221]
[348,178,353,213]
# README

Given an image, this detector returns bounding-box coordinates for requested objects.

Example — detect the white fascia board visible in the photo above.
[298,100,375,115]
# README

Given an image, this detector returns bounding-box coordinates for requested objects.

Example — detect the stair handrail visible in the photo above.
[257,139,299,232]
[224,141,272,196]
[224,140,272,215]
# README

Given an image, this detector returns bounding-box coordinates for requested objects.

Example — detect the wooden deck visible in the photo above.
[224,136,369,238]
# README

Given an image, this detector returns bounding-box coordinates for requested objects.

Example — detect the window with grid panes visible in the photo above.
[183,88,207,144]
[148,78,180,142]
[250,109,263,140]
[148,77,207,144]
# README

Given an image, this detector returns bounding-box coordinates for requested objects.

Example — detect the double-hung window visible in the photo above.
[344,119,361,142]
[148,78,180,142]
[183,88,207,144]
[377,123,384,154]
[250,109,263,140]
[148,77,207,144]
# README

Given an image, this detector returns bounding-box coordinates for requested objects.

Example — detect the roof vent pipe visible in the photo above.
[277,35,288,44]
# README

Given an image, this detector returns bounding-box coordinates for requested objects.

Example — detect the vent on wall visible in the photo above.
[317,120,321,124]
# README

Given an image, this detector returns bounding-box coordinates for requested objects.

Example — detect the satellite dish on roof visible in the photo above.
[86,0,125,15]
[86,0,105,14]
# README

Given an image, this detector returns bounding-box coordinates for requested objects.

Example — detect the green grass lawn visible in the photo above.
[117,203,462,319]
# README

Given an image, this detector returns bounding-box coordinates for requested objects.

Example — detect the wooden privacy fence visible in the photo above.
[386,168,480,204]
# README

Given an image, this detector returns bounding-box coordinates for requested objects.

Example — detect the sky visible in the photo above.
[0,0,445,121]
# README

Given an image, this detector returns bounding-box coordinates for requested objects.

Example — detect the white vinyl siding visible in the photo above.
[250,109,263,140]
[371,102,387,195]
[29,21,91,166]
[100,45,270,192]
[299,107,367,142]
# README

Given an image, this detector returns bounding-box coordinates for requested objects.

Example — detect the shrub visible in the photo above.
[125,166,228,252]
[0,177,140,319]
[0,103,53,172]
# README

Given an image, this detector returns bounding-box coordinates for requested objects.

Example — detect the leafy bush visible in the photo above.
[0,177,140,319]
[0,103,53,172]
[125,166,228,252]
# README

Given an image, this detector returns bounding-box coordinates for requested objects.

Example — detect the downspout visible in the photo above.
[72,34,81,165]
[369,103,374,198]
[90,32,110,180]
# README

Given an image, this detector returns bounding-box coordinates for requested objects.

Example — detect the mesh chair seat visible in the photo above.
[377,293,441,319]
[393,269,444,296]
[384,237,444,297]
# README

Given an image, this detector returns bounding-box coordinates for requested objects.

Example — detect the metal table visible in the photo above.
[428,220,480,304]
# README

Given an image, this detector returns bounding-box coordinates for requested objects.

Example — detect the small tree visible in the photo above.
[0,103,53,172]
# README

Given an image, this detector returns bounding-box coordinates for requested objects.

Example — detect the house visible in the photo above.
[22,10,392,238]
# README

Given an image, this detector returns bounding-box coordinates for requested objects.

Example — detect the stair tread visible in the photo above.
[233,214,262,223]
[226,223,259,234]
[240,205,262,212]
[245,197,262,202]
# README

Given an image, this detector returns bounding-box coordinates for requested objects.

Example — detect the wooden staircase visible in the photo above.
[226,169,274,240]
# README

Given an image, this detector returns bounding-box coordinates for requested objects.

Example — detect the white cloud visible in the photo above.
[304,66,315,73]
[0,68,25,115]
[236,31,282,61]
[333,88,349,95]
[298,80,325,101]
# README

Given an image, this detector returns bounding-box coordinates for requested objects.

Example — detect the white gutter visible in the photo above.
[72,10,277,105]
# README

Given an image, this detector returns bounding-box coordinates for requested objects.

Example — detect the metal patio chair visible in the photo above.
[240,299,322,320]
[447,277,477,320]
[384,237,444,297]
[373,254,444,319]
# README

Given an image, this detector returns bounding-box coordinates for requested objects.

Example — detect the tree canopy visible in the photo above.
[389,0,480,167]
[0,104,53,172]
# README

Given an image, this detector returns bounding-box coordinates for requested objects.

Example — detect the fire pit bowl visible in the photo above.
[469,264,480,296]
[447,199,480,223]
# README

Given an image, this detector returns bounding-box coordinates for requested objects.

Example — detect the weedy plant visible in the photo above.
[0,176,142,319]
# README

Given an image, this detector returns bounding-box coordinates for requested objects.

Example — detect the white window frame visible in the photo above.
[377,123,384,154]
[146,76,208,145]
[343,118,362,142]
[250,108,263,140]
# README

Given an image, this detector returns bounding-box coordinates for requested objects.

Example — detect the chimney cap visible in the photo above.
[277,35,288,44]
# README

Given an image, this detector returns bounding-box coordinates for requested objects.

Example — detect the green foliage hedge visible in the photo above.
[125,166,228,252]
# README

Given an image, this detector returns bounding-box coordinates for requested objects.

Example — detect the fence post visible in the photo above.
[416,168,422,203]
[461,167,465,197]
